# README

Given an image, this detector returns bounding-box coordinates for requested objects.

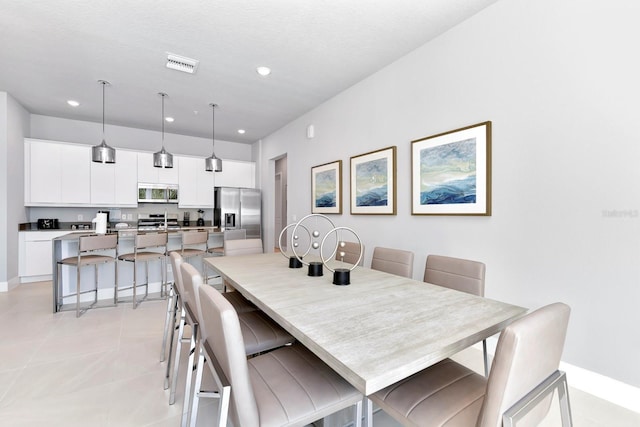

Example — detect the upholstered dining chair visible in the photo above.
[335,240,364,266]
[221,238,264,294]
[370,247,414,278]
[424,254,489,376]
[194,283,364,427]
[369,303,572,427]
[174,262,294,426]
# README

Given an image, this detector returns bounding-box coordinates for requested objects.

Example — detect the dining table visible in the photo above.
[204,252,527,396]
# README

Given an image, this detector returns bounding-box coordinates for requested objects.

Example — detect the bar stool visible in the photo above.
[172,230,209,266]
[117,231,168,308]
[56,233,118,317]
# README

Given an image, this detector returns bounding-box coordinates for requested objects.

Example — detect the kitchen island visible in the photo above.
[52,228,223,313]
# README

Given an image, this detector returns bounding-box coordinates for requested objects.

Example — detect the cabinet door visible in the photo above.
[138,151,179,184]
[28,140,61,203]
[137,152,157,183]
[178,156,214,207]
[60,144,91,204]
[215,160,255,188]
[91,161,116,205]
[114,150,138,206]
[178,156,198,207]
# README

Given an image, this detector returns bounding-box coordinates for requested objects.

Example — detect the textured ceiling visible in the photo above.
[0,0,498,144]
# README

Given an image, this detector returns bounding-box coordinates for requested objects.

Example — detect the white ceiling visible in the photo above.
[0,0,498,144]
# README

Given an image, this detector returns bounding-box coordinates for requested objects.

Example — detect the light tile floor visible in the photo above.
[1,281,639,426]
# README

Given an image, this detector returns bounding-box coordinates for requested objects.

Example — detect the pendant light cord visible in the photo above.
[211,103,215,151]
[161,93,165,147]
[101,81,105,138]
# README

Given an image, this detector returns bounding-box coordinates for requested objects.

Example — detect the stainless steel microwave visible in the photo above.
[137,183,179,203]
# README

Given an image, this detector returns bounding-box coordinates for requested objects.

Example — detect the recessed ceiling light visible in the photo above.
[237,129,246,134]
[256,66,271,76]
[165,117,174,123]
[67,100,80,107]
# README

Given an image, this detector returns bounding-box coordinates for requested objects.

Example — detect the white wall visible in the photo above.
[259,0,640,390]
[30,115,253,160]
[0,92,30,289]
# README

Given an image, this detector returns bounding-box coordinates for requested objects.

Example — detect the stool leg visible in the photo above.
[114,260,118,306]
[133,259,138,309]
[76,265,81,317]
[182,323,199,422]
[169,310,187,404]
[160,286,175,362]
[145,260,150,300]
[165,295,180,389]
[94,264,99,307]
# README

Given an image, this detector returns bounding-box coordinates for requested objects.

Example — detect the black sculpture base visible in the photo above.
[333,268,351,286]
[308,261,323,277]
[289,256,303,268]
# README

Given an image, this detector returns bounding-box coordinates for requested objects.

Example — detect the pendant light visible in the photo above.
[91,80,116,163]
[153,92,173,168]
[205,103,222,172]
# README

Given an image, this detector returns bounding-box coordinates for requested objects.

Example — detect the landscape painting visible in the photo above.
[311,160,342,214]
[350,146,396,215]
[411,121,491,215]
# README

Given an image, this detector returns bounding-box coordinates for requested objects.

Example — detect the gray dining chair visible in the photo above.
[178,262,294,426]
[370,246,414,278]
[194,283,364,427]
[335,240,364,266]
[369,303,573,427]
[424,254,489,376]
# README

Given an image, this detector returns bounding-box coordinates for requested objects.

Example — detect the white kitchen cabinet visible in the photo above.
[19,230,70,282]
[214,159,255,188]
[137,151,179,184]
[25,139,91,205]
[178,156,214,207]
[91,149,137,206]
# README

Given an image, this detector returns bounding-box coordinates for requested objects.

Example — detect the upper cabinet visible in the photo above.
[215,159,256,188]
[137,152,179,184]
[178,156,214,208]
[25,139,91,206]
[90,149,138,207]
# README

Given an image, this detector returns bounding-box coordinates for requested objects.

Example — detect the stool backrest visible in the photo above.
[79,234,117,252]
[136,232,168,250]
[182,230,209,246]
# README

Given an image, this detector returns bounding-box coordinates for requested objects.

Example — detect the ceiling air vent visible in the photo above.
[166,53,199,74]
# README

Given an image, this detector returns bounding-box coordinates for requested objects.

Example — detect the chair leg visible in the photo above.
[186,334,203,427]
[76,265,81,318]
[354,398,363,427]
[558,373,573,427]
[182,324,199,423]
[169,311,187,404]
[482,339,489,377]
[365,398,373,427]
[132,260,138,309]
[114,260,118,306]
[160,286,175,362]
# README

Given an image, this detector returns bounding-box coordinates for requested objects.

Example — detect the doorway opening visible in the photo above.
[274,156,287,251]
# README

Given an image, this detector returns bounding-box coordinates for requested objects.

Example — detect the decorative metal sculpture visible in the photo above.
[278,223,309,268]
[320,227,363,285]
[291,214,336,277]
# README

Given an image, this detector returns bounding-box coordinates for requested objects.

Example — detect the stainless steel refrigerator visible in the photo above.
[214,187,262,239]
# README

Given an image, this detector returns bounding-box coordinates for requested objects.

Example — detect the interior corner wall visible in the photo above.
[0,92,30,287]
[259,0,640,388]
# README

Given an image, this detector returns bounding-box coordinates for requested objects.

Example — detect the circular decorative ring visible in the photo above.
[319,226,363,273]
[291,214,335,266]
[278,223,311,260]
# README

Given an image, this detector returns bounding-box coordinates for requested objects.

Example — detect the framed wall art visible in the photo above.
[350,146,397,215]
[411,121,491,216]
[311,160,342,214]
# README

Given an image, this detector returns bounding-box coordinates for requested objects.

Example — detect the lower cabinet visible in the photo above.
[19,231,70,282]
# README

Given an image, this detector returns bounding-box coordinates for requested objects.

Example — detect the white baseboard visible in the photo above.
[0,276,21,292]
[474,339,640,414]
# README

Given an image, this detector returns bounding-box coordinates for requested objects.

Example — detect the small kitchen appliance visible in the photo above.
[196,209,205,226]
[183,211,190,226]
[37,218,59,229]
